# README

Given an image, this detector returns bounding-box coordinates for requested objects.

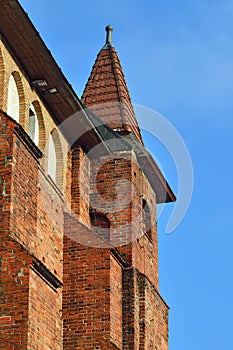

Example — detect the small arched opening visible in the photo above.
[7,72,25,126]
[29,104,39,146]
[7,74,19,122]
[47,128,64,190]
[29,101,45,151]
[90,211,110,243]
[142,199,152,241]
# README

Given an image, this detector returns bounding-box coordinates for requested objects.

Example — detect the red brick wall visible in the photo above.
[7,122,64,281]
[0,110,169,349]
[110,254,123,349]
[70,146,90,225]
[89,149,166,348]
[122,268,169,350]
[122,267,140,349]
[63,213,112,349]
[0,111,64,348]
[0,111,14,232]
[28,269,62,349]
[0,238,32,349]
[0,111,31,349]
[139,274,169,350]
[90,153,134,248]
[89,150,159,282]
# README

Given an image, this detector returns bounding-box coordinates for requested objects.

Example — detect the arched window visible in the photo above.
[48,132,57,183]
[7,74,19,122]
[47,129,64,190]
[90,211,110,243]
[28,104,39,146]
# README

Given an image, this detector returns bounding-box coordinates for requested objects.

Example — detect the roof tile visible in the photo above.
[82,45,143,144]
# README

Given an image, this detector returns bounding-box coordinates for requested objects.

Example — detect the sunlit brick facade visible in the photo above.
[0,1,175,349]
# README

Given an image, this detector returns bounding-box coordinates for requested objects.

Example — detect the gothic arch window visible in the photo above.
[29,104,39,146]
[48,132,57,183]
[30,101,45,152]
[47,129,64,189]
[7,74,19,122]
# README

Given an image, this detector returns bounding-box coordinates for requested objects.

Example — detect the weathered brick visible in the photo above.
[0,9,172,350]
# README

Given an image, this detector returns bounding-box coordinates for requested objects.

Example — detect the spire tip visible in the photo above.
[104,25,114,48]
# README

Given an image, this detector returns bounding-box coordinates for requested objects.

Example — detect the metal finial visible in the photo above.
[103,25,114,49]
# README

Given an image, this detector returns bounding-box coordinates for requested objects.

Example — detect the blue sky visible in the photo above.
[19,1,233,349]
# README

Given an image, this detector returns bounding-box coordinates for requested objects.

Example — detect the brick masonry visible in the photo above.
[0,12,170,349]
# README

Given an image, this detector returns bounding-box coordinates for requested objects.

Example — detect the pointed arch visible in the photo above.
[48,133,56,182]
[29,104,39,146]
[7,71,25,126]
[7,74,19,122]
[47,128,64,190]
[30,101,45,151]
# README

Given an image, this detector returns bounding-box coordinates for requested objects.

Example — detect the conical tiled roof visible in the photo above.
[81,25,143,144]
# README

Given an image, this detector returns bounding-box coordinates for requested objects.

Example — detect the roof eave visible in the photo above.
[0,0,111,154]
[137,153,176,204]
[122,134,176,204]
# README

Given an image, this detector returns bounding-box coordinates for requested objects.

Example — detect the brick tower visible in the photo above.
[0,2,175,349]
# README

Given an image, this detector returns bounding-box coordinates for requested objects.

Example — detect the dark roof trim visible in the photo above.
[138,153,176,203]
[119,133,176,203]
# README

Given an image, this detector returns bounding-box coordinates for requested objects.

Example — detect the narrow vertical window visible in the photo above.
[29,104,39,146]
[48,132,57,182]
[143,199,152,240]
[90,211,110,243]
[7,74,19,122]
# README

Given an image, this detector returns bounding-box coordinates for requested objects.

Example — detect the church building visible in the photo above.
[0,1,175,349]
